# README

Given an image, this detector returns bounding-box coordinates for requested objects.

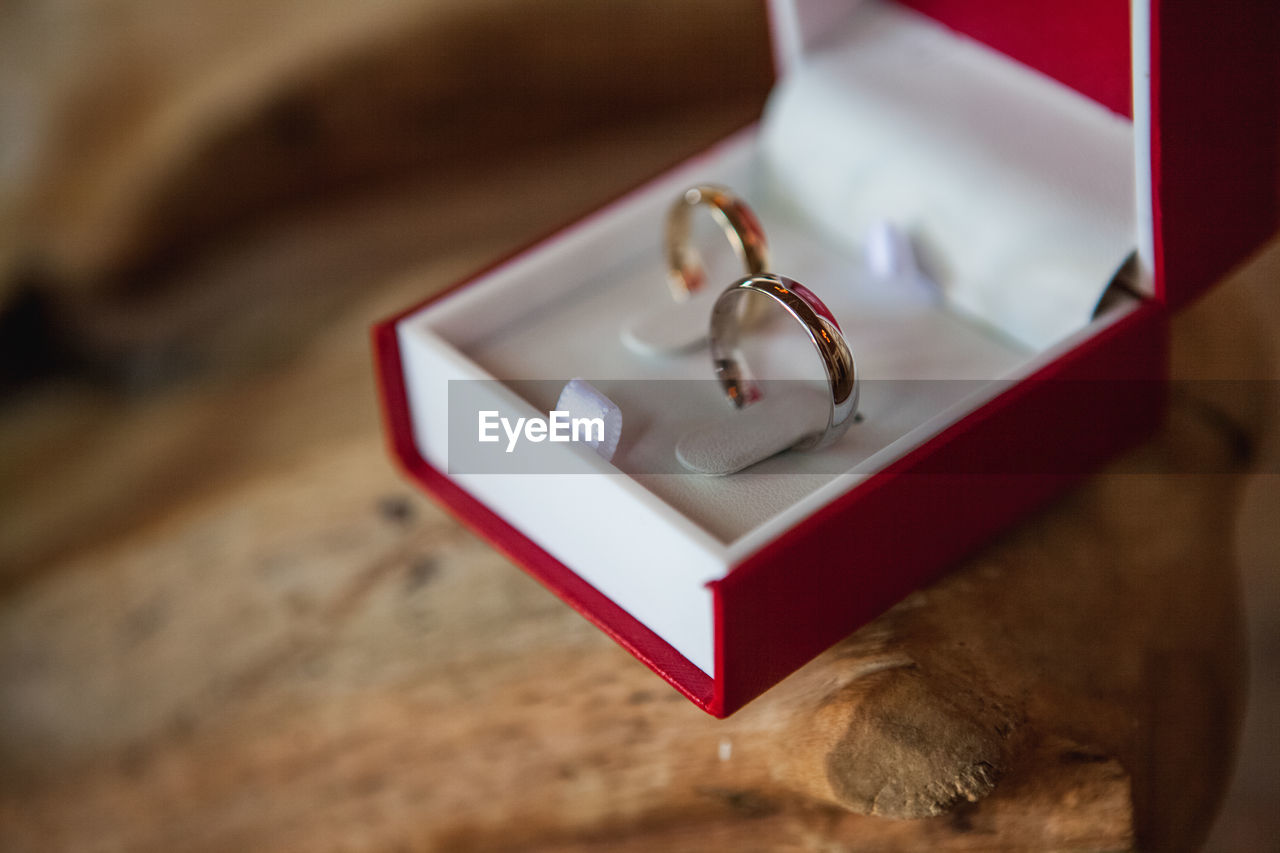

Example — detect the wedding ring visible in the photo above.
[709,274,858,450]
[665,185,770,302]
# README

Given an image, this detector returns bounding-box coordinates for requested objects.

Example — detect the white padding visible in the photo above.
[621,286,719,356]
[676,386,831,475]
[760,1,1135,350]
[865,220,940,303]
[555,379,622,462]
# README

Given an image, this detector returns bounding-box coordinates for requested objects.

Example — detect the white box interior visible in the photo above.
[395,0,1147,676]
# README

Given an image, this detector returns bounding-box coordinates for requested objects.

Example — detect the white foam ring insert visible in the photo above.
[396,1,1140,676]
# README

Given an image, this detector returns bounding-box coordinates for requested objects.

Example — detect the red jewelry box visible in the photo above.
[373,0,1279,717]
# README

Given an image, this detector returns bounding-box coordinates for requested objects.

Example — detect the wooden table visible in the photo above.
[3,186,1274,852]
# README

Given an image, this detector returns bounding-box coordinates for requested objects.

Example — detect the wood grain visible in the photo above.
[1,218,1272,850]
[0,0,771,299]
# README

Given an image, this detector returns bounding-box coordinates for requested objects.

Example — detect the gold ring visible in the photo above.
[664,185,770,302]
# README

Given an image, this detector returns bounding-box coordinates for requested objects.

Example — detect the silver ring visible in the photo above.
[709,274,858,451]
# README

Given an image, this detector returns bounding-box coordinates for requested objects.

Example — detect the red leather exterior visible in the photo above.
[898,0,1132,118]
[711,303,1167,715]
[1149,0,1280,309]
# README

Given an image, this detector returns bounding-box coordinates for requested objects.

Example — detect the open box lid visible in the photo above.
[769,0,1280,309]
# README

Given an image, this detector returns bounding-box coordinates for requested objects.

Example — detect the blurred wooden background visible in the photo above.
[1,1,1278,850]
